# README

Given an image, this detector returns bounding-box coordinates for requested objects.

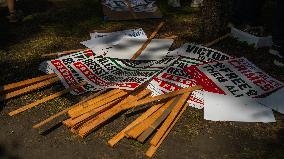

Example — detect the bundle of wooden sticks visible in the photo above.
[0,21,230,157]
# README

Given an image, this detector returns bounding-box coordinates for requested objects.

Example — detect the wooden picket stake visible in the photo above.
[137,95,183,142]
[8,82,87,116]
[0,73,57,95]
[68,90,129,118]
[125,98,175,139]
[41,49,85,57]
[118,86,202,111]
[125,0,137,19]
[67,89,121,116]
[145,98,190,158]
[149,92,191,146]
[1,77,60,101]
[63,98,121,128]
[32,89,109,129]
[78,89,151,138]
[204,33,230,47]
[131,21,165,60]
[107,103,164,147]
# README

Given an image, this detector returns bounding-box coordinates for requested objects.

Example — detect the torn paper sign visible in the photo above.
[103,0,158,13]
[89,28,147,39]
[82,37,174,60]
[204,92,275,123]
[185,57,284,98]
[167,43,232,62]
[258,87,284,114]
[71,56,178,90]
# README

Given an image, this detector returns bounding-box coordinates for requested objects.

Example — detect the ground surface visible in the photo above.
[0,0,284,159]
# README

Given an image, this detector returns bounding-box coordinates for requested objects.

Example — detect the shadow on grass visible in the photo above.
[0,0,104,48]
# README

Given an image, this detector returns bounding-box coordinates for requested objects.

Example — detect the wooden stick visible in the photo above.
[125,98,175,139]
[68,90,128,118]
[0,74,57,95]
[204,33,230,47]
[125,0,137,19]
[41,49,85,57]
[32,89,109,129]
[108,103,164,147]
[67,89,122,116]
[8,82,87,116]
[150,92,191,146]
[131,21,165,60]
[78,89,151,138]
[119,86,202,110]
[63,98,120,128]
[1,77,60,101]
[137,96,183,142]
[145,99,189,158]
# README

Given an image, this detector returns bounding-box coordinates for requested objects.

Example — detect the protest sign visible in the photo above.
[82,37,173,60]
[148,45,233,109]
[167,43,232,62]
[45,51,177,94]
[185,57,284,98]
[102,0,162,20]
[71,56,177,90]
[89,28,147,40]
[258,87,284,114]
[46,50,99,95]
[204,92,275,123]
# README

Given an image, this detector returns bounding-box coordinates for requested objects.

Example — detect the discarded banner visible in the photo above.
[185,57,284,98]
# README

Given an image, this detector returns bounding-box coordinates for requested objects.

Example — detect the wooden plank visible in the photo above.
[63,98,120,128]
[150,92,191,146]
[0,73,57,95]
[145,98,189,158]
[125,98,175,139]
[204,33,230,47]
[67,89,121,117]
[130,21,165,60]
[8,82,87,116]
[2,77,60,101]
[108,103,164,147]
[41,49,85,57]
[68,90,129,118]
[136,95,183,142]
[121,86,202,110]
[77,89,151,138]
[32,89,108,129]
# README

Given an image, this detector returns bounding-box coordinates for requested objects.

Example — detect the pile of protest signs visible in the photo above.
[2,23,284,158]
